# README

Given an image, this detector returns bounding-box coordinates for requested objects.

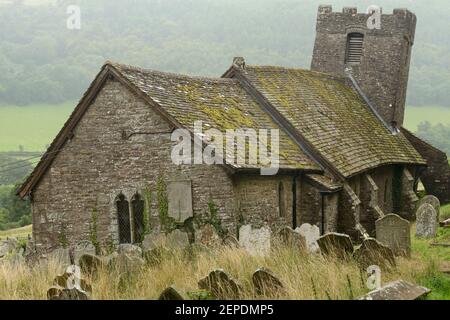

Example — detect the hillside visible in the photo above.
[0,0,449,107]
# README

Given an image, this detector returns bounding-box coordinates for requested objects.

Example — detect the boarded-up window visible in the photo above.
[116,194,131,244]
[346,33,364,64]
[167,180,193,222]
[132,193,145,243]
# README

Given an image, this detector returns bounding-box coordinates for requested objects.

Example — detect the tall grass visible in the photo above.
[0,244,440,300]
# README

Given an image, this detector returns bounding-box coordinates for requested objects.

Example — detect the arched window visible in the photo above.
[278,182,286,218]
[116,194,131,244]
[131,193,145,243]
[346,33,364,64]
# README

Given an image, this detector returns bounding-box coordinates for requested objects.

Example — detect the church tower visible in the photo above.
[311,5,416,127]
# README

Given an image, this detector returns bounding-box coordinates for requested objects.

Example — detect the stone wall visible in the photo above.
[298,179,322,229]
[402,128,450,204]
[311,5,416,126]
[31,78,237,249]
[234,175,295,234]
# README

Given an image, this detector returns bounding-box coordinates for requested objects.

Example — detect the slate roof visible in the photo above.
[110,63,320,171]
[236,65,426,177]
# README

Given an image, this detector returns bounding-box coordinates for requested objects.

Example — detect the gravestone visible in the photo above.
[47,248,70,266]
[239,225,271,256]
[166,229,190,250]
[353,238,396,270]
[196,224,222,248]
[158,286,184,300]
[222,235,240,248]
[198,269,241,299]
[73,241,96,263]
[276,227,306,250]
[167,180,193,222]
[416,195,440,222]
[415,204,437,238]
[295,223,320,253]
[118,244,143,257]
[252,268,285,296]
[376,214,411,257]
[142,233,166,252]
[317,233,353,259]
[48,265,92,300]
[78,254,104,275]
[358,280,431,300]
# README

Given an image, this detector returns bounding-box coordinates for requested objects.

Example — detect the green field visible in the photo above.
[0,224,32,240]
[404,105,450,131]
[0,102,75,152]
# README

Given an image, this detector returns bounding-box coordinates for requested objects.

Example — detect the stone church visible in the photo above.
[18,6,449,250]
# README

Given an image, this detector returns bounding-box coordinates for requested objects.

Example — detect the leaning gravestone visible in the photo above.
[239,225,271,256]
[276,227,306,250]
[416,195,440,222]
[165,229,190,250]
[376,214,411,257]
[295,223,320,253]
[48,265,92,300]
[222,235,240,248]
[73,240,96,263]
[78,254,104,275]
[196,223,222,248]
[198,269,241,299]
[252,268,285,297]
[415,204,437,238]
[353,238,396,270]
[317,233,353,259]
[358,280,431,300]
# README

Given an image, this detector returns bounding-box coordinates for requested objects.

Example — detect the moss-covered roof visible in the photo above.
[112,63,320,171]
[239,65,426,177]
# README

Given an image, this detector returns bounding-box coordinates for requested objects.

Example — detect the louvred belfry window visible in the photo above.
[346,33,364,64]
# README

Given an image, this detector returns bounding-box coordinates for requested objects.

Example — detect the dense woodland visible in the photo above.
[0,0,449,107]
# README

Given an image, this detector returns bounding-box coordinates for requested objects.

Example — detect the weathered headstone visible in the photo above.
[358,280,431,300]
[0,238,17,258]
[158,286,184,300]
[353,238,396,270]
[222,235,240,248]
[118,243,143,257]
[50,288,90,300]
[47,247,71,266]
[109,251,145,273]
[73,240,96,263]
[317,232,353,259]
[48,265,92,300]
[376,214,411,257]
[198,269,241,299]
[276,227,306,250]
[78,254,104,275]
[415,204,437,238]
[416,195,440,222]
[142,233,166,252]
[295,223,320,253]
[196,224,222,248]
[252,268,285,296]
[239,225,271,256]
[165,229,190,250]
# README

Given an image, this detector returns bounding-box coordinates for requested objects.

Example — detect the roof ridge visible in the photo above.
[106,61,236,83]
[245,64,346,79]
